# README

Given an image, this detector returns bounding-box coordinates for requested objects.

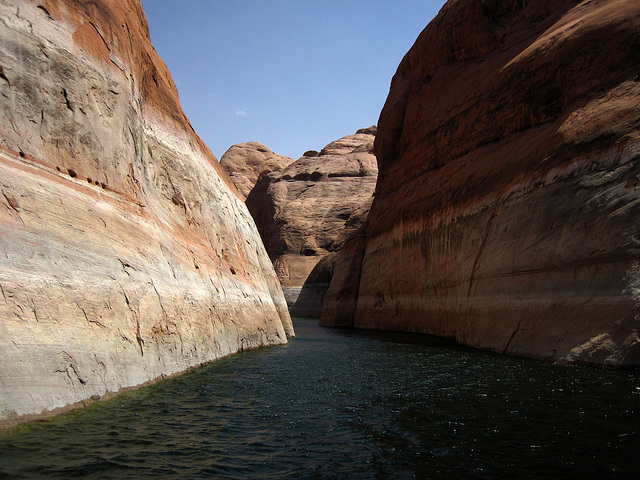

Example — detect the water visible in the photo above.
[1,318,639,479]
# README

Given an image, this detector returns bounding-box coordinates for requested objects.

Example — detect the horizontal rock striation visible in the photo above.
[0,0,292,428]
[246,127,377,315]
[322,0,640,365]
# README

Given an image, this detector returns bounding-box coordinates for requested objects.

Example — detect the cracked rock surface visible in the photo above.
[322,0,640,366]
[0,0,292,428]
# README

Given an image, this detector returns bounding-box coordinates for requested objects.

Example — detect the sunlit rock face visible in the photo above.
[245,127,377,315]
[220,142,294,199]
[0,0,292,428]
[322,0,640,366]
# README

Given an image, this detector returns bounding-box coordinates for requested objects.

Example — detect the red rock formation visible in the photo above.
[0,0,292,428]
[246,127,377,315]
[322,0,640,365]
[220,142,294,199]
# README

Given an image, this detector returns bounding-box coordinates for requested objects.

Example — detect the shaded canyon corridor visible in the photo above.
[1,0,639,477]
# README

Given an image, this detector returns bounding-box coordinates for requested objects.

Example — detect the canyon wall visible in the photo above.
[322,0,640,365]
[246,128,377,315]
[0,0,292,428]
[220,142,293,199]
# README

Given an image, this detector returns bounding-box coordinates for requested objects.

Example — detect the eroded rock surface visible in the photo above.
[0,0,292,428]
[220,142,294,199]
[246,127,377,314]
[322,0,640,366]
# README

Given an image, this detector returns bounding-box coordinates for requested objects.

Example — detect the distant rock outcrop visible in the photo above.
[0,0,292,428]
[321,0,640,366]
[246,127,377,315]
[220,142,294,199]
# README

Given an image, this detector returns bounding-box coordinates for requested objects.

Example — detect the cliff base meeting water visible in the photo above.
[1,318,638,479]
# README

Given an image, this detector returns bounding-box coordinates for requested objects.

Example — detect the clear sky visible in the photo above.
[140,1,446,160]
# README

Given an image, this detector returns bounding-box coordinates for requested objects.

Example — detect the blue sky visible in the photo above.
[140,1,445,160]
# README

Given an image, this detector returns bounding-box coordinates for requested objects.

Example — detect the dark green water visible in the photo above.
[1,318,639,479]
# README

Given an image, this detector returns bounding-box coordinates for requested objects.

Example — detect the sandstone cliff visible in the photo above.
[220,142,294,199]
[246,127,377,315]
[322,0,640,366]
[0,0,293,428]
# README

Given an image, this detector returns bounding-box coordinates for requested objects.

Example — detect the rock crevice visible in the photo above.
[242,128,378,315]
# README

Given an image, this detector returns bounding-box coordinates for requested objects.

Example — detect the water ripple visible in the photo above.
[1,318,639,479]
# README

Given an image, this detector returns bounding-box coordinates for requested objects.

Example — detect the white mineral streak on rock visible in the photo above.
[0,0,292,427]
